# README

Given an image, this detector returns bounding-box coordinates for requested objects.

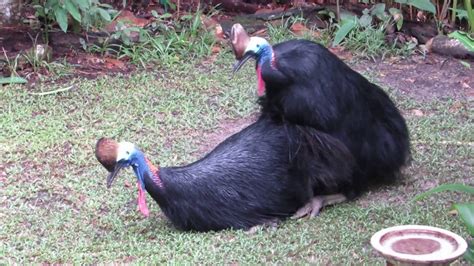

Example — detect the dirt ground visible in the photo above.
[0,27,135,81]
[354,54,474,102]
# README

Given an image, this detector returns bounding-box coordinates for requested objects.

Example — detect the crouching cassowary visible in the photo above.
[95,115,354,232]
[231,24,410,216]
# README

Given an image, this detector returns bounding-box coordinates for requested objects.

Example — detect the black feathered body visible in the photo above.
[141,116,354,231]
[259,40,410,198]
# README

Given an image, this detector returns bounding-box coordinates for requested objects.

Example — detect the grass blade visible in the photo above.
[0,76,28,84]
[413,183,474,201]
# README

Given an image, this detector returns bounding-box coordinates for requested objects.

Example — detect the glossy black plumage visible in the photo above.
[258,39,410,199]
[135,115,354,231]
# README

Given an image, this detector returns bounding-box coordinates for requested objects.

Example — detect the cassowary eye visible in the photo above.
[126,151,130,155]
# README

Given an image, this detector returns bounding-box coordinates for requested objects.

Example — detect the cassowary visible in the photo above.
[95,115,354,232]
[231,24,410,216]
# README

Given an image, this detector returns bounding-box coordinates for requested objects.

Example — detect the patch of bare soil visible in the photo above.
[0,27,135,84]
[352,54,474,102]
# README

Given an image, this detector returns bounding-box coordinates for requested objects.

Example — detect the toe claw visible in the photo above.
[293,194,346,220]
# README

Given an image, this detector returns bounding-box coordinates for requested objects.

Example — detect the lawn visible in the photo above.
[1,53,472,264]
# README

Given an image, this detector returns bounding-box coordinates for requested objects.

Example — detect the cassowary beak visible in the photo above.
[106,161,126,188]
[232,51,256,76]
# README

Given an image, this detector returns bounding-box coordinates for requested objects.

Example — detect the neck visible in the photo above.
[257,45,273,66]
[134,152,163,188]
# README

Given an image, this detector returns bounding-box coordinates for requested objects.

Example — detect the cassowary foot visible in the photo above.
[245,219,279,235]
[292,194,347,219]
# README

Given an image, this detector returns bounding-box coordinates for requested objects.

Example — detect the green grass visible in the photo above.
[1,53,472,264]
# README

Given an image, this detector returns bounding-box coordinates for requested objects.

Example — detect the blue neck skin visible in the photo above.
[131,151,152,190]
[257,45,273,66]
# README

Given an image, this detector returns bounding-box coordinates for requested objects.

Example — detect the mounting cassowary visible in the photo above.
[231,24,410,216]
[95,115,354,232]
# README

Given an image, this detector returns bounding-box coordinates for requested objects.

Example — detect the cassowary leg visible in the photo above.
[245,218,279,235]
[291,194,347,219]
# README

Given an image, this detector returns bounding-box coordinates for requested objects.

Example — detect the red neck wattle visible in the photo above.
[256,66,265,96]
[137,181,149,217]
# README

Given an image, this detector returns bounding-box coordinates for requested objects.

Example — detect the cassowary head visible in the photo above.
[231,24,272,74]
[95,138,150,216]
[96,138,138,188]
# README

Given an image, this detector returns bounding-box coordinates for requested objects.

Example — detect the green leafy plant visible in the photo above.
[343,24,390,59]
[448,0,474,48]
[90,9,216,67]
[450,6,469,21]
[414,184,474,263]
[451,0,474,33]
[333,3,393,46]
[333,15,358,46]
[0,48,28,84]
[22,34,52,72]
[159,0,176,12]
[465,0,474,33]
[448,30,474,50]
[333,1,436,47]
[395,0,437,14]
[23,45,53,72]
[33,0,114,40]
[1,48,21,77]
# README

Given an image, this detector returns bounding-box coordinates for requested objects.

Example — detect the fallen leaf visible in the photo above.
[122,256,136,263]
[416,11,427,22]
[104,58,125,69]
[79,194,86,202]
[255,7,285,15]
[449,101,464,112]
[252,28,267,37]
[215,24,224,41]
[290,23,321,38]
[448,209,458,216]
[418,44,429,54]
[201,54,218,66]
[461,81,471,89]
[211,45,221,54]
[328,46,353,61]
[459,60,471,69]
[292,0,306,7]
[290,23,307,35]
[201,15,218,29]
[105,10,151,32]
[85,54,103,64]
[411,109,424,116]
